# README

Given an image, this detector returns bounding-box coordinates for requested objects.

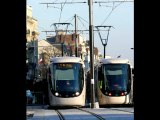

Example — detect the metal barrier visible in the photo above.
[26,91,45,105]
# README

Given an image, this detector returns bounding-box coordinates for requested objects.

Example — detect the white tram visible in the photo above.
[47,57,86,107]
[94,58,133,106]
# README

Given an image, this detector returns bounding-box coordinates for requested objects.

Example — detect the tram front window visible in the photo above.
[103,64,129,91]
[52,63,83,94]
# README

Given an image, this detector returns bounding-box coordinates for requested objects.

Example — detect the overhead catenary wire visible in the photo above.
[44,14,90,35]
[40,0,133,38]
[40,0,133,5]
[58,0,68,24]
[45,0,61,9]
[63,16,75,23]
[40,0,134,28]
[100,0,126,25]
[77,16,88,30]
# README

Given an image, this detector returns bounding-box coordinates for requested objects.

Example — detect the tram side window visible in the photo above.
[79,65,84,90]
[48,68,53,90]
[80,65,84,80]
[127,65,132,93]
[48,68,51,80]
[98,66,103,89]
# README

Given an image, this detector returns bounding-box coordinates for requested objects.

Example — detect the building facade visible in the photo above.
[26,5,39,81]
[46,32,87,60]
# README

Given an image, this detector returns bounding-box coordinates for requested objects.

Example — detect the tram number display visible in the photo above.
[57,63,73,69]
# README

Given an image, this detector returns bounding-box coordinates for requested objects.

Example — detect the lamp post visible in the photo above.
[74,14,78,57]
[88,0,97,108]
[95,26,114,59]
[117,55,121,58]
[130,47,134,67]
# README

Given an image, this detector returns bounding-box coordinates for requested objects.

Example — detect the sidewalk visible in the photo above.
[27,105,46,109]
[26,110,34,119]
[26,105,47,119]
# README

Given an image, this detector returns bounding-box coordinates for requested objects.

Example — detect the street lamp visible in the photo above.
[130,47,134,68]
[117,55,121,58]
[95,26,114,58]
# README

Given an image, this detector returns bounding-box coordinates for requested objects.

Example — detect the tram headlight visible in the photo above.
[121,92,128,96]
[55,92,59,96]
[121,92,124,96]
[75,92,80,96]
[108,93,112,96]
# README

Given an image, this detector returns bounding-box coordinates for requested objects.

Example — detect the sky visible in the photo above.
[27,0,134,67]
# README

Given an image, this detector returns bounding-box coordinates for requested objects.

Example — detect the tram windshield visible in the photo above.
[52,63,84,93]
[103,64,129,91]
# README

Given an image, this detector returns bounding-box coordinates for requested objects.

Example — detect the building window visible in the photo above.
[32,31,36,36]
[26,29,30,35]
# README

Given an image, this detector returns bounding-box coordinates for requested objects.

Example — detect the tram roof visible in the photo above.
[50,56,84,64]
[99,58,130,64]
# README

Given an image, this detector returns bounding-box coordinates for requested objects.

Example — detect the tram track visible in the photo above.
[55,109,66,120]
[107,107,134,113]
[54,106,105,120]
[75,107,106,120]
[52,106,133,120]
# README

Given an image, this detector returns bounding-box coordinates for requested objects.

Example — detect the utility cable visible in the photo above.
[101,0,126,25]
